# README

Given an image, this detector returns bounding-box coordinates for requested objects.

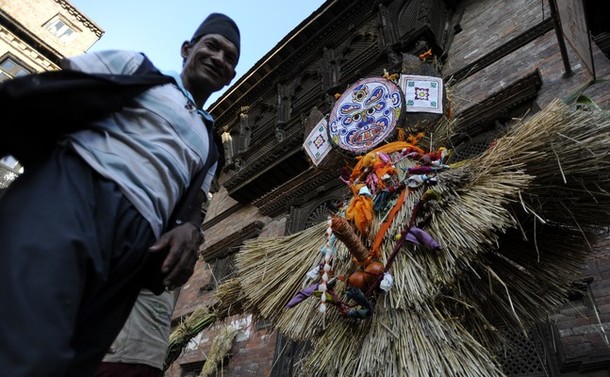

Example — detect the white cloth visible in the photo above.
[102,289,176,370]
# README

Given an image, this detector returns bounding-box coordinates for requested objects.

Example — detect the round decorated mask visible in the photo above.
[328,77,403,154]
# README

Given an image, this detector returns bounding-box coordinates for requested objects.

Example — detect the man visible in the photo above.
[0,12,240,377]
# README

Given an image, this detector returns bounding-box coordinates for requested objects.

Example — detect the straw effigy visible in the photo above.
[166,91,610,375]
[221,99,610,377]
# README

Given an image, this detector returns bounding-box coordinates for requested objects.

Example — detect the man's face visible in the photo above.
[181,34,239,95]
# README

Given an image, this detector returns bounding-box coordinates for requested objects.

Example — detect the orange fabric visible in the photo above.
[350,152,377,182]
[406,132,425,145]
[349,183,365,196]
[370,187,408,258]
[345,187,374,236]
[397,128,407,141]
[346,136,425,242]
[373,163,395,188]
[352,141,425,174]
[419,49,433,60]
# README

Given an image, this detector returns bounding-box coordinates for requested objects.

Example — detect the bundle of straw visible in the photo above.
[198,325,238,377]
[213,278,246,319]
[235,222,328,323]
[227,100,610,376]
[165,305,217,370]
[297,304,505,377]
[165,279,244,370]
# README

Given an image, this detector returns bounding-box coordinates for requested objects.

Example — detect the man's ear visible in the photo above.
[180,41,191,61]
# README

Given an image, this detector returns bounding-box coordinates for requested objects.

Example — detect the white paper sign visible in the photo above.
[399,74,444,114]
[303,117,332,166]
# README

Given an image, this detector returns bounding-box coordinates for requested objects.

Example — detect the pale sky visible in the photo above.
[68,1,326,106]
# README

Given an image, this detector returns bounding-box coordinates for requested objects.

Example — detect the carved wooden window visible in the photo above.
[397,0,454,54]
[448,131,497,163]
[200,254,236,292]
[495,326,552,377]
[339,33,377,80]
[210,254,236,290]
[270,335,310,377]
[304,200,336,229]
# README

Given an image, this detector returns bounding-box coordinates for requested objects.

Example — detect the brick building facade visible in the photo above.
[168,0,610,376]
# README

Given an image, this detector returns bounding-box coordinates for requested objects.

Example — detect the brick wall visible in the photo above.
[446,0,610,113]
[169,208,286,376]
[445,0,610,373]
[226,326,277,377]
[549,244,610,373]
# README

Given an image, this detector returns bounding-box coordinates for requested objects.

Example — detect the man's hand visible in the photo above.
[148,222,202,290]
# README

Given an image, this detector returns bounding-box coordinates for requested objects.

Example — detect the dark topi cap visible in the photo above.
[191,13,240,54]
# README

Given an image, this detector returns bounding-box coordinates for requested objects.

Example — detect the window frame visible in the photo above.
[43,15,77,44]
[0,54,32,82]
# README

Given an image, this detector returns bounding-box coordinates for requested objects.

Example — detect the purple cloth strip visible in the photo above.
[405,227,441,249]
[286,283,319,308]
[408,166,433,174]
